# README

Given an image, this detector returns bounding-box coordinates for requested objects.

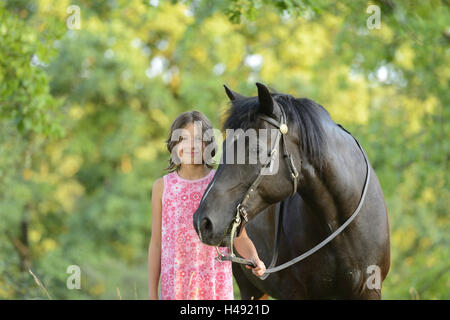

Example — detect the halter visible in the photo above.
[215,106,371,280]
[215,104,299,268]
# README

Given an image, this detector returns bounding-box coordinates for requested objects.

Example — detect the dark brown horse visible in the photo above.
[193,83,390,299]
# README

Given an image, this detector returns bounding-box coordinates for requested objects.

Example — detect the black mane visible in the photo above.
[223,93,330,171]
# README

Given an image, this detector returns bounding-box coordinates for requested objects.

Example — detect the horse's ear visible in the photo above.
[223,85,246,101]
[256,82,274,115]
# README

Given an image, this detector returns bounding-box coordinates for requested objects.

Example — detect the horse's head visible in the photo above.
[193,82,304,246]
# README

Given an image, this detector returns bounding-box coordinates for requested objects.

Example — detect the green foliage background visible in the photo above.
[0,0,448,299]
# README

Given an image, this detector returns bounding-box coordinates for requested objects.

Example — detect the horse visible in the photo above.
[193,82,390,299]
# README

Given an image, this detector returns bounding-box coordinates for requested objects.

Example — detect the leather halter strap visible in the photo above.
[215,106,299,268]
[259,114,300,196]
[235,107,299,235]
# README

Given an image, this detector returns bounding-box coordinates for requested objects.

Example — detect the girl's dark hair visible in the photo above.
[165,111,217,172]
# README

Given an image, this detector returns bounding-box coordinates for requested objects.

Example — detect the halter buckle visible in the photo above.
[215,246,226,262]
[238,204,248,222]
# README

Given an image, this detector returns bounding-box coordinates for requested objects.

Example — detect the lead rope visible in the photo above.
[260,133,370,278]
[259,201,283,280]
[215,113,369,281]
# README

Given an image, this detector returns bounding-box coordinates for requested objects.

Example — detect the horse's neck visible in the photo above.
[297,125,367,229]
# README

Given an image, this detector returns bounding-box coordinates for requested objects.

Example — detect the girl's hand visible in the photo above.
[246,258,266,277]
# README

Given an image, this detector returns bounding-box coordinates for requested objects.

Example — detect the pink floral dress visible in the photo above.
[160,169,234,300]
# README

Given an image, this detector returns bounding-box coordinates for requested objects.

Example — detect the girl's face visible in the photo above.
[177,122,205,165]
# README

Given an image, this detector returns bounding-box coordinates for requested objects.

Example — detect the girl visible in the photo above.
[148,111,266,300]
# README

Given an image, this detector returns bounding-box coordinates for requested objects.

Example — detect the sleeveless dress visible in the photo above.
[160,169,234,300]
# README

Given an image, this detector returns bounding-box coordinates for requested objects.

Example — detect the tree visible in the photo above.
[0,0,448,299]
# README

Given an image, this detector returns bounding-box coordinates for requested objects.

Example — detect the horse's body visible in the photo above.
[234,167,389,299]
[193,83,390,299]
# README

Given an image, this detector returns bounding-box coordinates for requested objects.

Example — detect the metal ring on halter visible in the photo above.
[215,246,227,263]
[215,246,256,267]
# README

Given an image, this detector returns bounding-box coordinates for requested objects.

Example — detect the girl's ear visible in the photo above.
[173,143,182,166]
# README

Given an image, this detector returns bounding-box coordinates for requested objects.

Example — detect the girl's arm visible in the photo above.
[234,227,266,277]
[148,178,163,299]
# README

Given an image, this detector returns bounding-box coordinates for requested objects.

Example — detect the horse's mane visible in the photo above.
[223,93,330,171]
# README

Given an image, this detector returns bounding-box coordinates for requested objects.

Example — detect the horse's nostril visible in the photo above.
[200,217,214,235]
